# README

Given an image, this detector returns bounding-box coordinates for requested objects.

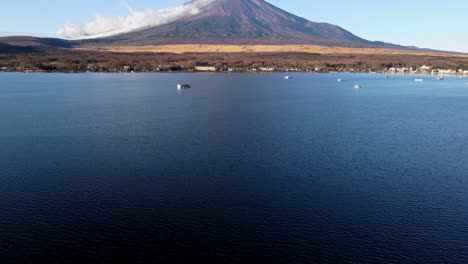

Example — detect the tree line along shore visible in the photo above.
[0,51,467,74]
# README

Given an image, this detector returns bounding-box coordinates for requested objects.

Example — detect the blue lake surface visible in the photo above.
[0,73,467,263]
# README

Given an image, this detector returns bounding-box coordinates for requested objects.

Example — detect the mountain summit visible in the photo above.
[83,0,398,48]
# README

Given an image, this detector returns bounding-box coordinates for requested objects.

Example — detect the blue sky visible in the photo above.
[0,0,466,52]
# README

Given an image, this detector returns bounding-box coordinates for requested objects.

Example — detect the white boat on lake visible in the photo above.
[415,79,424,82]
[177,84,191,90]
[284,76,293,79]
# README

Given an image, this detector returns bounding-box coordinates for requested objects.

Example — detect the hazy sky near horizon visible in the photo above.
[0,0,466,52]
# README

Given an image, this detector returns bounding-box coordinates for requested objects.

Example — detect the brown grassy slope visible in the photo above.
[77,45,468,58]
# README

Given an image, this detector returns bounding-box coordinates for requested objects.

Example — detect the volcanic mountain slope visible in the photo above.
[81,0,400,48]
[0,0,419,51]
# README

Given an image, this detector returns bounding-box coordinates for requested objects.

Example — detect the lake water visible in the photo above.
[1,73,467,263]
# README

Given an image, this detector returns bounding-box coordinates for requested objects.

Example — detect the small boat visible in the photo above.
[338,78,343,82]
[177,84,191,90]
[415,79,424,82]
[385,76,389,79]
[284,76,293,79]
[437,76,444,80]
[354,85,361,89]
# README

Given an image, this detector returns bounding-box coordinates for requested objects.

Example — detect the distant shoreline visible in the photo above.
[1,71,466,77]
[1,49,466,75]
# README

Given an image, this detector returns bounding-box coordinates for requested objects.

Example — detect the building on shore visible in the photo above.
[259,67,275,72]
[438,69,453,75]
[419,65,431,71]
[195,66,217,72]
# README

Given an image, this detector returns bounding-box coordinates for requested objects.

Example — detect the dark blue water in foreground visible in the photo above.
[0,73,467,263]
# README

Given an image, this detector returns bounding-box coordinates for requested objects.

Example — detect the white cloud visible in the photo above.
[55,23,83,38]
[56,0,216,39]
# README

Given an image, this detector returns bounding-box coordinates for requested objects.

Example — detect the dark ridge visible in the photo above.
[0,36,72,48]
[0,36,74,54]
[0,43,40,54]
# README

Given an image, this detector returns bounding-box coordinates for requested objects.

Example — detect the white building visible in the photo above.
[195,66,217,72]
[420,65,431,71]
[438,69,452,74]
[259,67,275,72]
